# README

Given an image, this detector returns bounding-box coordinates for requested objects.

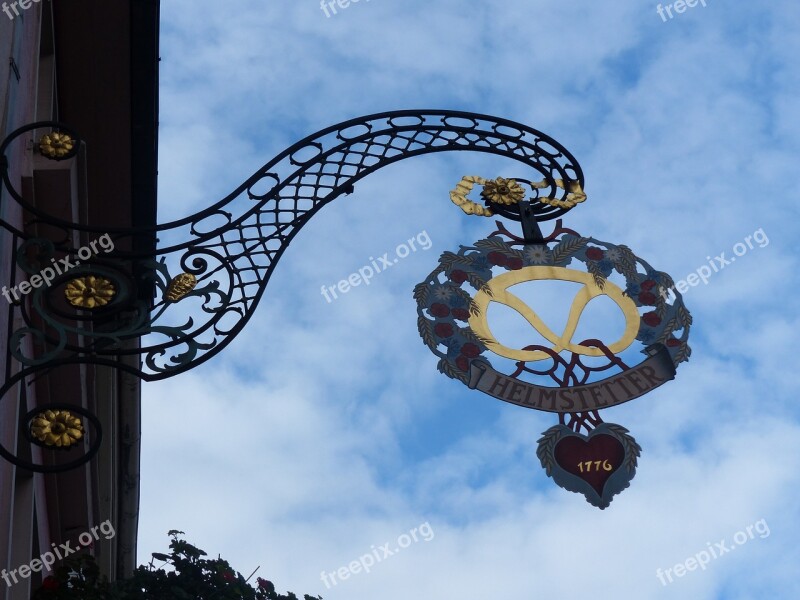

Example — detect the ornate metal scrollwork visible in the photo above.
[0,110,584,471]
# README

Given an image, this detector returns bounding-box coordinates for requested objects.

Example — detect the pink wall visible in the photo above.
[0,4,49,594]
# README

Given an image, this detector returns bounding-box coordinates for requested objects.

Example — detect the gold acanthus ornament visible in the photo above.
[165,272,198,302]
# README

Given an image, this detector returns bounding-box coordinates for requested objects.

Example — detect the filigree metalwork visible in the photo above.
[1,112,584,379]
[0,111,585,471]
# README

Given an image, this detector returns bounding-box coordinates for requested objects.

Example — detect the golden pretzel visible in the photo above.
[468,267,639,362]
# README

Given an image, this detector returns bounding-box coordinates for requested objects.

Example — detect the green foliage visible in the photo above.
[31,531,322,600]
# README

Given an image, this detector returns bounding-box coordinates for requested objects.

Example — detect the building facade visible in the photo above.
[0,1,158,597]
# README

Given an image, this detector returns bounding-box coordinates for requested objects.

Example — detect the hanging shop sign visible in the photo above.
[415,175,691,508]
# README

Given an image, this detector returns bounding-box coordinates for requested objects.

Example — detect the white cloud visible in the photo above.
[138,1,800,598]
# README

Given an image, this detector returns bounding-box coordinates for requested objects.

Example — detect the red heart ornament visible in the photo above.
[537,423,640,508]
[554,434,625,496]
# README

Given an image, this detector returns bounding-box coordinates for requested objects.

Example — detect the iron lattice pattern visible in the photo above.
[0,111,584,387]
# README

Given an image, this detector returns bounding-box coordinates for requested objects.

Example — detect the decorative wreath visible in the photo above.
[414,234,692,384]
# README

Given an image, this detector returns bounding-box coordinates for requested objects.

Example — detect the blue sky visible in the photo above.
[137,1,800,598]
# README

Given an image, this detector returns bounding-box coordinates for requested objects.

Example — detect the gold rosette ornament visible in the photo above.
[64,275,116,308]
[38,132,76,159]
[480,177,526,205]
[30,410,84,448]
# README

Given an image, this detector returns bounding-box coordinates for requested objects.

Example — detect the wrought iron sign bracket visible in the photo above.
[0,110,691,496]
